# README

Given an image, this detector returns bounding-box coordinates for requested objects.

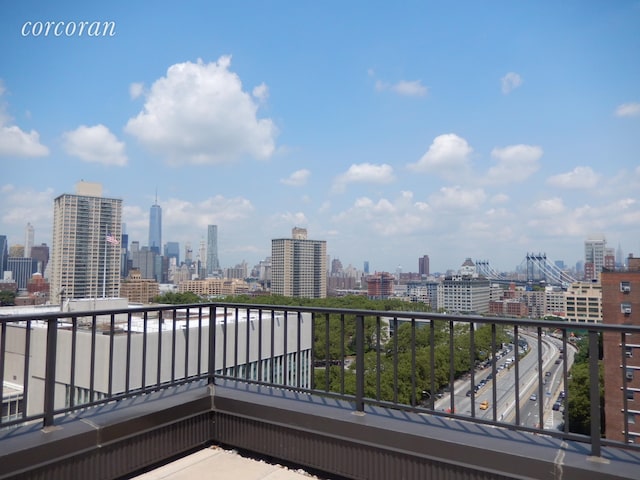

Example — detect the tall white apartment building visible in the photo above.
[585,235,607,281]
[50,182,122,304]
[271,228,327,298]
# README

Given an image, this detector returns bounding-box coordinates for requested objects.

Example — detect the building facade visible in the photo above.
[24,223,34,258]
[50,182,122,304]
[164,241,180,266]
[436,259,490,314]
[206,225,220,276]
[6,258,38,291]
[29,244,49,274]
[0,235,7,274]
[271,228,327,298]
[564,282,602,323]
[584,235,607,281]
[178,278,250,296]
[120,268,160,303]
[366,272,395,299]
[2,308,312,419]
[418,255,430,277]
[602,256,640,444]
[148,202,162,254]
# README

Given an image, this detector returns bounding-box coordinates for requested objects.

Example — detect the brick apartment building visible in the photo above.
[602,255,640,444]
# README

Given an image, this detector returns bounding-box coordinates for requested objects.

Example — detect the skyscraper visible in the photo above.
[585,235,606,281]
[148,197,162,254]
[164,241,180,265]
[50,182,122,303]
[0,235,7,274]
[206,225,220,276]
[271,227,327,298]
[24,222,34,258]
[418,255,430,276]
[30,243,50,274]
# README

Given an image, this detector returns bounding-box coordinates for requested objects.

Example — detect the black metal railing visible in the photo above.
[1,302,639,459]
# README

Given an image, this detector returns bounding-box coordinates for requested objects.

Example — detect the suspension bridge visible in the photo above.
[475,253,578,287]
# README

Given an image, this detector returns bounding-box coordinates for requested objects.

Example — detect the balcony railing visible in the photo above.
[1,302,640,463]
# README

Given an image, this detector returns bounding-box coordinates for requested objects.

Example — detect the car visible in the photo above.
[530,393,538,401]
[479,400,490,410]
[555,358,562,364]
[559,390,566,399]
[545,371,551,377]
[466,390,473,397]
[552,401,562,411]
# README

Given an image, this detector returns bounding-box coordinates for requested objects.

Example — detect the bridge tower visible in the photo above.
[526,253,547,284]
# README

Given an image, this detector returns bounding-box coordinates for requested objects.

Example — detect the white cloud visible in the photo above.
[546,166,600,189]
[62,124,127,166]
[123,194,255,246]
[392,80,428,97]
[332,163,395,192]
[0,185,54,242]
[252,83,269,102]
[407,133,473,179]
[333,193,433,237]
[491,193,510,204]
[0,83,49,158]
[485,144,542,184]
[429,186,487,210]
[615,102,640,117]
[532,197,565,216]
[275,212,308,226]
[375,79,428,97]
[501,72,523,94]
[281,169,310,187]
[129,82,144,99]
[0,125,49,157]
[125,56,277,165]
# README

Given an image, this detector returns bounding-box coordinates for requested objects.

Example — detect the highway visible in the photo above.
[434,330,576,431]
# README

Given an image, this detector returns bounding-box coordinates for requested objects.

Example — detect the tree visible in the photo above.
[567,334,604,436]
[0,290,16,306]
[152,291,204,304]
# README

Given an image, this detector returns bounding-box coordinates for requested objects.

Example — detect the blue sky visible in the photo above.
[1,1,639,274]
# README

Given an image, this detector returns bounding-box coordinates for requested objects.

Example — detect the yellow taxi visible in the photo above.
[479,400,490,410]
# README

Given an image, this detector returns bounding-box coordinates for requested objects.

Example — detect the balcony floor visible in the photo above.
[131,445,328,480]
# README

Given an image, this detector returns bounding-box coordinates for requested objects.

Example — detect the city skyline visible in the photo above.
[1,2,639,273]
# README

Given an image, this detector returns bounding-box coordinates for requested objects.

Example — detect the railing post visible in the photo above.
[208,305,216,386]
[588,330,601,457]
[43,317,58,428]
[355,314,365,413]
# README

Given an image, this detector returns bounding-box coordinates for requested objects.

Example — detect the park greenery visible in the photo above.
[566,335,604,436]
[0,290,16,306]
[153,292,510,405]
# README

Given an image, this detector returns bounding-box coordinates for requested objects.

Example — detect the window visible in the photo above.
[628,412,636,425]
[626,346,634,358]
[626,368,634,382]
[627,390,635,401]
[621,282,631,293]
[622,303,632,315]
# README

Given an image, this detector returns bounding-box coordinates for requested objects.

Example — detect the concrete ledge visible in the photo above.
[211,381,640,480]
[0,382,213,479]
[1,380,639,480]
